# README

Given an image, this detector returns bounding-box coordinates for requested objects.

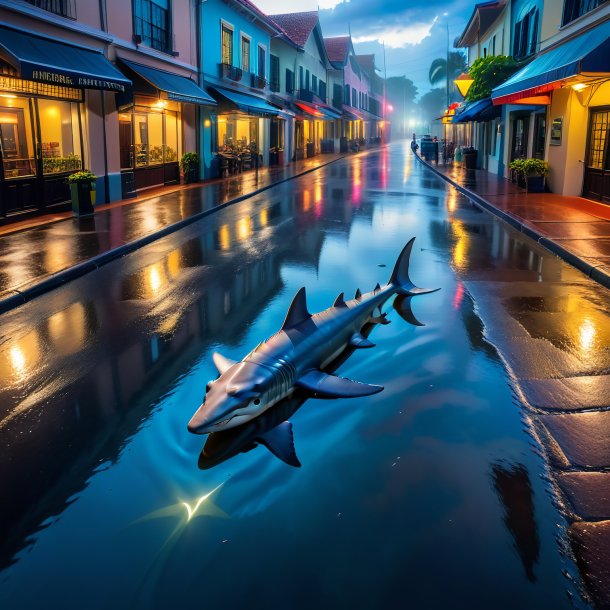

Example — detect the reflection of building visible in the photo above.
[492,463,540,582]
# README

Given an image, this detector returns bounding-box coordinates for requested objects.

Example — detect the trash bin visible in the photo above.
[463,147,478,170]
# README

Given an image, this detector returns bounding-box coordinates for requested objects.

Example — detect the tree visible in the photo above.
[428,51,467,87]
[418,88,446,130]
[386,76,418,137]
[465,55,520,102]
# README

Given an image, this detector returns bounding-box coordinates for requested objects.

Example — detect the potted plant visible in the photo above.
[180,152,200,184]
[509,159,526,186]
[522,158,549,193]
[269,146,279,166]
[68,170,97,216]
[462,146,478,170]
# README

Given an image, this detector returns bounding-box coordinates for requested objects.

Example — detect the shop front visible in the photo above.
[117,59,216,197]
[0,25,130,220]
[294,101,340,157]
[210,86,281,173]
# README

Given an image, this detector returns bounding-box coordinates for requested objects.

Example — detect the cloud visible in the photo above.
[353,17,438,48]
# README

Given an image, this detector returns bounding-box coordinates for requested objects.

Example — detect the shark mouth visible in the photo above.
[214,417,233,428]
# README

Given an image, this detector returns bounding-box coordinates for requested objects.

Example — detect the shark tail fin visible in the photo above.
[389,237,439,296]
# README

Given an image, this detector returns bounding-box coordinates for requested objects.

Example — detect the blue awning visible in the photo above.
[492,18,610,104]
[120,59,216,105]
[0,24,130,92]
[318,105,342,120]
[454,98,500,122]
[211,87,281,117]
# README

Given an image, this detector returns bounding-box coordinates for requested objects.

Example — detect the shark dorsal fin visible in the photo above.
[212,352,237,375]
[355,288,362,300]
[257,422,301,467]
[281,287,311,330]
[333,292,347,308]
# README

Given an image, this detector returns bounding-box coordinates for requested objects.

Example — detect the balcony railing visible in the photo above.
[251,74,267,90]
[219,63,243,82]
[24,0,76,18]
[297,89,315,103]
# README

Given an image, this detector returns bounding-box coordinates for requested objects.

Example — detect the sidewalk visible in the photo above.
[416,154,610,290]
[0,151,350,314]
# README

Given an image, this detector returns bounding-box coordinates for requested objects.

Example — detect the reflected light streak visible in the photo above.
[452,221,469,271]
[259,208,268,227]
[181,482,225,522]
[218,224,230,250]
[167,249,182,279]
[236,216,253,242]
[579,318,596,353]
[453,282,464,310]
[447,190,458,213]
[303,190,311,212]
[9,345,27,380]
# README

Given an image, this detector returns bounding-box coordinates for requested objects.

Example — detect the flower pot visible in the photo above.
[463,151,477,170]
[184,167,198,184]
[517,174,527,189]
[278,150,285,165]
[306,143,315,158]
[70,181,95,216]
[269,151,279,166]
[526,175,545,193]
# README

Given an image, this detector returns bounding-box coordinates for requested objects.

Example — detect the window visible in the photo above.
[344,84,350,105]
[270,55,280,92]
[513,8,539,59]
[299,66,304,90]
[305,70,310,91]
[257,45,265,79]
[491,35,496,56]
[533,114,546,159]
[333,84,342,107]
[312,75,318,95]
[25,0,75,18]
[0,99,36,179]
[352,88,357,107]
[587,110,609,169]
[38,99,82,174]
[221,24,233,65]
[134,0,172,54]
[319,81,327,102]
[241,36,250,72]
[562,0,605,26]
[286,69,294,94]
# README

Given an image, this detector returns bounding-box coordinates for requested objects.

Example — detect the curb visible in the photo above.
[414,152,610,291]
[0,153,353,315]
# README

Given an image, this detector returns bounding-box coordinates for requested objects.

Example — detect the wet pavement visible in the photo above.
[425,160,610,289]
[1,143,609,609]
[0,153,345,308]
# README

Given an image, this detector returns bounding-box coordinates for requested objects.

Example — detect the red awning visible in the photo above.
[295,101,325,118]
[492,81,557,105]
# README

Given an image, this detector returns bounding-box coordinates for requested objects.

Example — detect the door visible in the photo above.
[0,101,39,216]
[583,108,610,203]
[511,114,530,161]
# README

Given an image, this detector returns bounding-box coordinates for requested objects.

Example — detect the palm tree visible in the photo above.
[428,51,467,87]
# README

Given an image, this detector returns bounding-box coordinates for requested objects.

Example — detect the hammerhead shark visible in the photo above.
[187,237,437,435]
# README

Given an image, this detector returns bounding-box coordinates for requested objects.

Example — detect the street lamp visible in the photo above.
[454,72,474,98]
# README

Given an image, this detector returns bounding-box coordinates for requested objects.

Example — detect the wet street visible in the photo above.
[1,142,607,609]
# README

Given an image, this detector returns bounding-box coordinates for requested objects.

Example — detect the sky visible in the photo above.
[251,0,472,99]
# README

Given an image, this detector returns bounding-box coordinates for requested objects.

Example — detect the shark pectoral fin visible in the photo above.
[257,422,301,468]
[212,352,237,375]
[349,332,376,348]
[296,370,384,398]
[401,286,440,296]
[394,295,425,327]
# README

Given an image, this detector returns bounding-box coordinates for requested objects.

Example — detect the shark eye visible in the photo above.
[253,398,261,405]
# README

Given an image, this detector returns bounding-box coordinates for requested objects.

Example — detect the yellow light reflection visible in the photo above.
[2,331,41,383]
[167,249,182,279]
[47,302,88,355]
[452,221,469,271]
[447,189,459,213]
[218,224,230,250]
[259,208,268,227]
[236,216,253,241]
[303,190,311,212]
[579,318,596,353]
[9,345,26,379]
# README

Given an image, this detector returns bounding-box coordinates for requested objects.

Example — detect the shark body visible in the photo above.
[187,237,437,435]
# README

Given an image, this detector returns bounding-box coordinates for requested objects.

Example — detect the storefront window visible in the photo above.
[38,99,82,175]
[218,116,259,152]
[0,96,35,179]
[127,103,181,168]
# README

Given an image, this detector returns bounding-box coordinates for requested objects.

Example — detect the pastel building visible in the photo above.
[198,0,284,177]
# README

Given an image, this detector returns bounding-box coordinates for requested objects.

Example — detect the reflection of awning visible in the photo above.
[294,101,340,120]
[492,18,610,105]
[211,86,280,117]
[453,97,501,122]
[119,59,216,105]
[0,25,131,92]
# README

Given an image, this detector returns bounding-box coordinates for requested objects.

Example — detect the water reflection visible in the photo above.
[492,462,540,583]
